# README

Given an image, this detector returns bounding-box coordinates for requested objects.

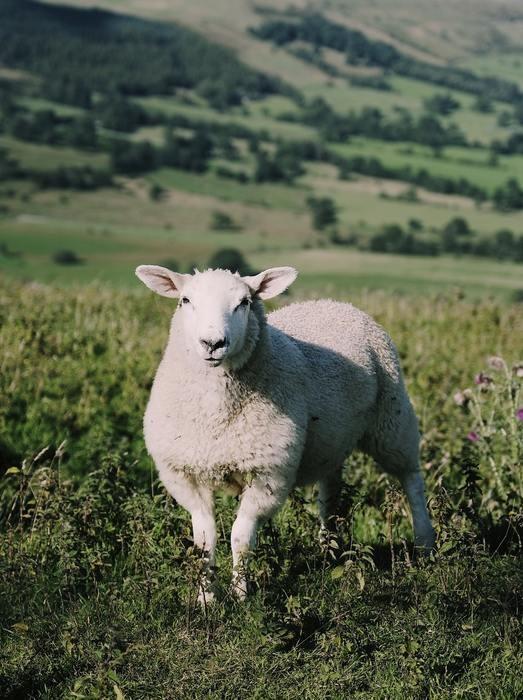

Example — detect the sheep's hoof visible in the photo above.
[231,574,249,601]
[197,577,217,606]
[197,587,216,606]
[414,527,436,556]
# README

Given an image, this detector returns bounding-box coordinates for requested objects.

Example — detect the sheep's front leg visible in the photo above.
[160,469,217,603]
[230,474,291,599]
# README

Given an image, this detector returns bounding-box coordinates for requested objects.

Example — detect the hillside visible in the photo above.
[0,0,523,298]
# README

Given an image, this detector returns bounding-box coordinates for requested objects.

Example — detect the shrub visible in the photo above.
[207,248,253,275]
[52,249,83,265]
[306,196,338,231]
[210,210,242,231]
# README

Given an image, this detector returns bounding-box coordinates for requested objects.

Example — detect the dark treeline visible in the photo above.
[362,218,523,262]
[251,14,523,105]
[285,97,467,149]
[0,147,21,181]
[274,139,488,201]
[0,0,286,110]
[492,131,523,156]
[110,128,213,175]
[34,166,112,190]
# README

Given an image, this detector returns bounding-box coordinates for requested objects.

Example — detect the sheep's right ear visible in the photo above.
[135,265,189,298]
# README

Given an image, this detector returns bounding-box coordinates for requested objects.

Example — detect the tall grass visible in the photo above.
[0,278,522,698]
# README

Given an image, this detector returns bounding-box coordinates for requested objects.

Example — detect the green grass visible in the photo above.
[330,139,523,194]
[0,135,110,172]
[457,52,523,89]
[18,96,86,117]
[135,96,317,141]
[147,167,309,210]
[0,279,522,698]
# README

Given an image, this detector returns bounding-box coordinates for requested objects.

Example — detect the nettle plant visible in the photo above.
[454,356,523,517]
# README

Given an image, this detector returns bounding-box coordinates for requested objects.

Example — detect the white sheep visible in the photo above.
[135,264,435,600]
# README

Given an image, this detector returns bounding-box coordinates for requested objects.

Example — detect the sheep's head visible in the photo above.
[135,265,297,368]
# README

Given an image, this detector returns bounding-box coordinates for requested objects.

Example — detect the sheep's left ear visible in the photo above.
[135,265,190,298]
[243,266,297,300]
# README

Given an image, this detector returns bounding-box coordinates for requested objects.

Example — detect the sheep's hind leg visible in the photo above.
[230,475,291,599]
[362,407,435,553]
[318,471,342,549]
[160,469,217,604]
[399,470,435,553]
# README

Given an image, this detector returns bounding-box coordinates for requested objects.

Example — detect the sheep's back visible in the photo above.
[269,299,396,371]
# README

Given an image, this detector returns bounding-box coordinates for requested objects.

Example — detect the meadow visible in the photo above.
[1,1,523,696]
[0,278,522,698]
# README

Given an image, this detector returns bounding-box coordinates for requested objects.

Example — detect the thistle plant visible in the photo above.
[454,356,523,517]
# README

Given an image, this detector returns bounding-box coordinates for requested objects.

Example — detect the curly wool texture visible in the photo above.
[144,296,419,493]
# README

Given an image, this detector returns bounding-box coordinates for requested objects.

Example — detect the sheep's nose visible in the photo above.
[199,337,228,353]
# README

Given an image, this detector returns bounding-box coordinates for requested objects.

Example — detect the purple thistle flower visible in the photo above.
[474,373,493,386]
[467,431,480,442]
[516,408,523,422]
[487,356,506,371]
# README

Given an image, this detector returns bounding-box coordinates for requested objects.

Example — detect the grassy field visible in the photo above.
[2,2,523,697]
[1,279,522,698]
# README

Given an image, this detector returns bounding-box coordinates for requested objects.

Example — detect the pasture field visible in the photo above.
[1,279,522,698]
[1,2,523,697]
[2,166,523,299]
[0,136,110,172]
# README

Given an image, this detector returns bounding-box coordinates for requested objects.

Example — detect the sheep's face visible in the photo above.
[135,265,297,367]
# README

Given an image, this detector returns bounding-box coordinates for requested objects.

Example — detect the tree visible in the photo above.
[306,196,338,231]
[493,178,523,211]
[207,248,253,275]
[52,249,83,265]
[210,211,241,231]
[423,93,460,116]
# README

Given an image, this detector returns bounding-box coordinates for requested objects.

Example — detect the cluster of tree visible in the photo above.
[364,217,523,261]
[251,14,523,105]
[423,93,460,116]
[493,178,523,211]
[306,196,338,230]
[2,107,99,150]
[0,148,21,182]
[368,224,439,255]
[0,0,284,110]
[110,127,213,175]
[207,248,253,275]
[210,211,242,231]
[294,98,466,149]
[34,166,112,191]
[52,249,84,265]
[95,96,151,133]
[288,47,339,78]
[491,132,523,156]
[254,145,304,183]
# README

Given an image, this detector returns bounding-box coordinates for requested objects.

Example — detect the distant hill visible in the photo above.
[0,0,286,109]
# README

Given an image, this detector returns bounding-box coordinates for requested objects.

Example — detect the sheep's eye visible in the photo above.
[237,297,250,310]
[181,297,190,305]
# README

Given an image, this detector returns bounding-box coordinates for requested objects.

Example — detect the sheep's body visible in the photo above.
[137,265,434,600]
[269,299,418,486]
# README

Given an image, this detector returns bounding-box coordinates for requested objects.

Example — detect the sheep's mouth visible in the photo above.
[204,357,224,366]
